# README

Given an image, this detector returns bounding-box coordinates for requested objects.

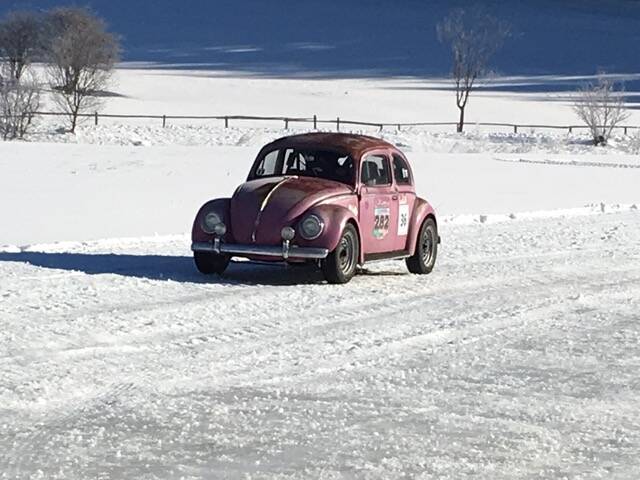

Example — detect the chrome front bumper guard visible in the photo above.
[191,239,329,260]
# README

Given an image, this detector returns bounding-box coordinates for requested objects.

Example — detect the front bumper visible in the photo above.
[191,240,329,260]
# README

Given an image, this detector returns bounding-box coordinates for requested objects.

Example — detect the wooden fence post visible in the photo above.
[568,126,573,134]
[337,117,340,132]
[162,115,166,128]
[397,124,401,132]
[513,125,518,134]
[379,124,383,132]
[624,126,628,135]
[94,112,98,126]
[313,115,317,130]
[285,118,289,130]
[224,116,229,128]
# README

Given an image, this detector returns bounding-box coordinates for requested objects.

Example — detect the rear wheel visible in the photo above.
[406,217,438,274]
[194,252,230,275]
[321,224,359,284]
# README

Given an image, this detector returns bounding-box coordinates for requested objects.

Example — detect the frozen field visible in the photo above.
[1,68,640,478]
[1,140,639,246]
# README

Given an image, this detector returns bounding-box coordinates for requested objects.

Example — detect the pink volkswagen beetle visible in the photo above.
[191,133,438,283]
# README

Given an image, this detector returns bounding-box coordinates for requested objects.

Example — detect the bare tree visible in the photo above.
[0,66,41,140]
[437,8,510,132]
[573,74,629,146]
[45,7,120,133]
[0,10,44,81]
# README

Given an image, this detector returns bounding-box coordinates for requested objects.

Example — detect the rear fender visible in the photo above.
[407,198,437,255]
[191,198,231,243]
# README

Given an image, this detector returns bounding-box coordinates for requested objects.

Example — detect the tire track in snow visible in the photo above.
[3,245,637,399]
[217,268,640,389]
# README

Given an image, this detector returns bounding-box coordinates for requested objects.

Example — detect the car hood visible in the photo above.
[230,176,353,244]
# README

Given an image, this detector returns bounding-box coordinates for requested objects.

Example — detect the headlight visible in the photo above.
[299,214,324,240]
[202,211,222,234]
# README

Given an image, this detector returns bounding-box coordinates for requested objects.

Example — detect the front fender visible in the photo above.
[407,198,437,255]
[299,204,362,260]
[191,198,231,243]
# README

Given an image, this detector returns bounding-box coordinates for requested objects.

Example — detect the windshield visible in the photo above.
[250,148,355,186]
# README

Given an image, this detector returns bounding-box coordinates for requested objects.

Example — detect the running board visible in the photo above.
[363,250,411,264]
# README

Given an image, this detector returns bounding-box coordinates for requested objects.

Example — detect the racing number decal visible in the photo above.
[373,206,390,239]
[375,213,390,230]
[398,203,409,236]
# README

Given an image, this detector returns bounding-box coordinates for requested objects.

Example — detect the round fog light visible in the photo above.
[202,211,222,234]
[214,223,227,236]
[281,226,295,241]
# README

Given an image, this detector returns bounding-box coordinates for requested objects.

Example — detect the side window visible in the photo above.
[361,155,391,186]
[392,155,412,185]
[255,150,279,177]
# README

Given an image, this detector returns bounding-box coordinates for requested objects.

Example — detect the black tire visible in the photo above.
[321,224,360,284]
[406,217,438,274]
[194,252,230,275]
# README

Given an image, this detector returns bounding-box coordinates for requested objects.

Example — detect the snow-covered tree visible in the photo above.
[45,7,120,133]
[0,66,41,140]
[0,10,45,81]
[573,74,629,146]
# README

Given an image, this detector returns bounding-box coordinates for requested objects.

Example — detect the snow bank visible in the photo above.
[25,121,640,157]
[3,204,637,254]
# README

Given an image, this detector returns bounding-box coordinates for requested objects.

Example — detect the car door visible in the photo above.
[391,153,417,252]
[358,152,397,255]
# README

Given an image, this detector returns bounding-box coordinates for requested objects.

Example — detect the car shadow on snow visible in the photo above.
[0,251,409,286]
[0,251,342,286]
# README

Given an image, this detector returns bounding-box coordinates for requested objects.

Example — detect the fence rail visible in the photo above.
[17,111,640,135]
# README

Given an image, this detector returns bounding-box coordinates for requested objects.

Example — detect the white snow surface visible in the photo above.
[25,121,640,156]
[2,68,640,478]
[1,141,639,246]
[1,212,639,478]
[20,67,640,154]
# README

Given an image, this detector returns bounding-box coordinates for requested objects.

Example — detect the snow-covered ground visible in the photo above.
[1,68,640,478]
[36,69,640,126]
[1,211,639,479]
[24,120,640,156]
[1,137,639,246]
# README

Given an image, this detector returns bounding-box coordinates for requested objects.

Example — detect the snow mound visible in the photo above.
[25,121,640,157]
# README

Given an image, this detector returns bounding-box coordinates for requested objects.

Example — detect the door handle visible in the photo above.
[392,195,398,200]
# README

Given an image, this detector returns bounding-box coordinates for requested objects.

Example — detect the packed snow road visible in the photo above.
[1,211,639,479]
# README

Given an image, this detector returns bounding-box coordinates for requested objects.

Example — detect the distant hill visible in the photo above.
[2,0,639,79]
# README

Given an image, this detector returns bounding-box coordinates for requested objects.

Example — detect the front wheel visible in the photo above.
[321,224,359,284]
[406,217,438,274]
[194,252,230,275]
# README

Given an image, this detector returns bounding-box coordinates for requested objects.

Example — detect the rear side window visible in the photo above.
[393,155,412,185]
[361,155,391,186]
[255,150,279,176]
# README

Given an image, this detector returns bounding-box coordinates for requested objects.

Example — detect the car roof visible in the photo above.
[262,132,398,159]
